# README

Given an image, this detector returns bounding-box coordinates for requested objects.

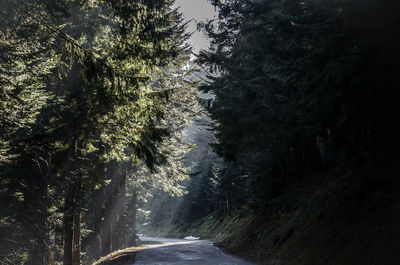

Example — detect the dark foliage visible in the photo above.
[198,0,400,205]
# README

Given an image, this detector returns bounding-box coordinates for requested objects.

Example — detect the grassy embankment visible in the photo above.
[143,166,400,265]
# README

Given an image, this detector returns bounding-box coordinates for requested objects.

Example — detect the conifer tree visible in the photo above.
[1,0,194,264]
[198,0,400,206]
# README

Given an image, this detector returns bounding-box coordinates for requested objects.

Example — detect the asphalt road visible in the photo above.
[134,236,253,265]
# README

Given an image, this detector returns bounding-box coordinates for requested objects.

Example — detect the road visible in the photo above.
[134,236,253,265]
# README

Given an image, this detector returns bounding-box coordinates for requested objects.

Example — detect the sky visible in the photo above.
[173,0,217,53]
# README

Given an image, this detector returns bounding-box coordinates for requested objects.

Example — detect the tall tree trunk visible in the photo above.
[72,172,82,265]
[101,163,116,256]
[130,188,137,246]
[119,172,126,249]
[110,196,118,252]
[63,118,77,265]
[112,170,127,251]
[92,174,105,260]
[101,208,111,256]
[110,170,120,251]
[31,153,51,265]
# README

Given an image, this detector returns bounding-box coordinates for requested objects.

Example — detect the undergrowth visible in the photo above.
[142,166,400,265]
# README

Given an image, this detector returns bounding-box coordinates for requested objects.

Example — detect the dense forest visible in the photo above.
[0,0,196,264]
[143,0,400,264]
[147,0,400,222]
[1,0,400,265]
[198,0,400,208]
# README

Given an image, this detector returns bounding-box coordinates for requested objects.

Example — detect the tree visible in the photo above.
[0,0,194,264]
[198,0,400,207]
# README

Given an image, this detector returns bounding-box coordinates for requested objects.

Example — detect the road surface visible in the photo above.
[134,236,253,265]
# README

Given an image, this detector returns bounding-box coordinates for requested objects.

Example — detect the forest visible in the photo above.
[1,0,400,265]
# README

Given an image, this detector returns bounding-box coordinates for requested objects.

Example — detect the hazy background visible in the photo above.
[173,0,217,53]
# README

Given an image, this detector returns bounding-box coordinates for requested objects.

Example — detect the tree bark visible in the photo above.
[101,163,116,256]
[72,172,82,265]
[101,207,111,256]
[63,118,77,265]
[110,169,121,251]
[119,172,126,249]
[130,188,137,246]
[110,193,119,252]
[31,152,51,265]
[92,176,105,260]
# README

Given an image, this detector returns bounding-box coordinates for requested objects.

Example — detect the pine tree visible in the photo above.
[1,0,195,264]
[198,0,400,206]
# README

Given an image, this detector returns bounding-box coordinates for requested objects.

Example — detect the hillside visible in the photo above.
[143,165,400,265]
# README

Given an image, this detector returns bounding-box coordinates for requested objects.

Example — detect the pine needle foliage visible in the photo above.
[198,0,400,205]
[0,0,195,263]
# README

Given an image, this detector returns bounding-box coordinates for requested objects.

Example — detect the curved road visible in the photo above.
[135,236,253,265]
